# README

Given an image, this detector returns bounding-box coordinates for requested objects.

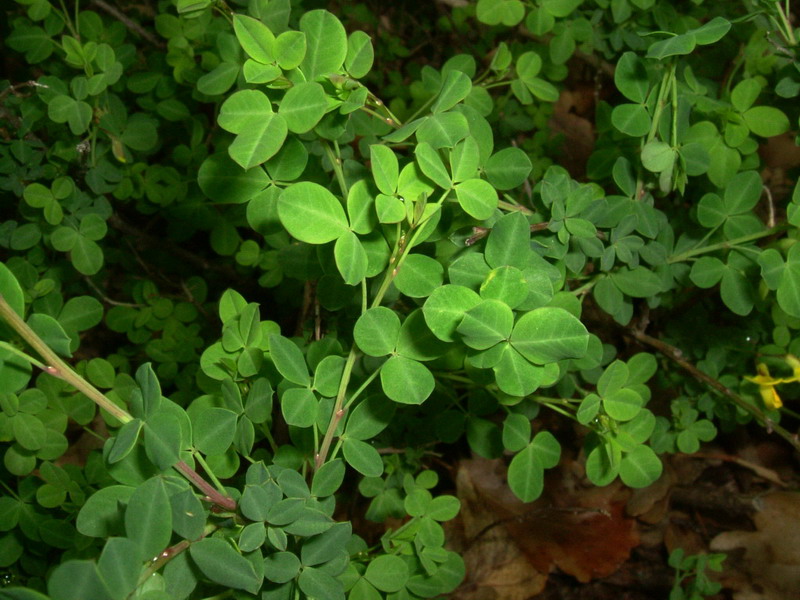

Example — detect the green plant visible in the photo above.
[669,548,726,600]
[0,0,798,598]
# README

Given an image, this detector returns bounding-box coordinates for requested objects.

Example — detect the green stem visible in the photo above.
[647,66,673,143]
[0,341,47,370]
[261,423,279,454]
[481,81,513,90]
[0,294,132,424]
[667,224,786,263]
[192,450,229,497]
[343,364,384,411]
[498,199,533,214]
[0,294,238,512]
[315,349,359,470]
[322,141,349,198]
[571,275,600,296]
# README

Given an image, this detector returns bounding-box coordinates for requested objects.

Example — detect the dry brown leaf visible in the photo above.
[449,458,639,597]
[710,492,800,599]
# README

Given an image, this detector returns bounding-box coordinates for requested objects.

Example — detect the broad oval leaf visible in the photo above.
[354,307,401,357]
[510,307,589,364]
[380,356,435,404]
[278,182,349,244]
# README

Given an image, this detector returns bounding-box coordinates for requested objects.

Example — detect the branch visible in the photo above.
[626,328,800,453]
[90,0,166,49]
[0,294,237,511]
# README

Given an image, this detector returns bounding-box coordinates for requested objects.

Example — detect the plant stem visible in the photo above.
[175,460,237,512]
[192,451,229,497]
[0,293,238,512]
[667,224,786,263]
[0,294,132,424]
[627,328,800,453]
[323,141,349,198]
[315,349,358,470]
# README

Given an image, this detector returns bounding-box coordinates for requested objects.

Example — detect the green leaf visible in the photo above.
[47,560,114,600]
[431,70,472,114]
[233,14,275,64]
[76,486,134,537]
[720,267,754,316]
[646,33,696,60]
[27,314,72,357]
[480,266,528,308]
[510,307,589,364]
[193,407,237,455]
[125,476,172,561]
[414,142,452,189]
[394,254,444,298]
[423,284,482,342]
[603,388,642,421]
[541,0,581,17]
[380,356,434,404]
[197,61,239,95]
[170,488,205,540]
[108,419,142,464]
[143,414,181,470]
[615,52,649,103]
[375,194,405,223]
[269,334,310,386]
[690,257,725,288]
[692,16,731,45]
[218,90,288,170]
[354,307,401,357]
[493,344,543,396]
[345,30,374,78]
[455,178,498,220]
[743,106,790,138]
[502,412,531,452]
[457,299,513,350]
[278,182,349,244]
[300,10,347,80]
[275,30,306,70]
[370,145,399,195]
[484,147,532,190]
[507,443,544,502]
[612,104,651,137]
[71,237,103,275]
[264,551,301,584]
[342,438,383,477]
[364,555,409,593]
[311,459,345,497]
[619,445,662,488]
[280,388,318,428]
[97,537,141,600]
[476,0,524,26]
[190,537,261,594]
[48,95,92,134]
[416,112,470,149]
[611,267,662,298]
[279,82,328,134]
[485,212,532,269]
[724,170,762,214]
[778,260,800,318]
[11,413,46,450]
[345,395,395,440]
[641,140,676,173]
[450,136,481,183]
[334,231,368,285]
[198,153,269,204]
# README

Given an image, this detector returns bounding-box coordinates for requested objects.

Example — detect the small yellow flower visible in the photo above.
[745,363,784,410]
[784,354,800,381]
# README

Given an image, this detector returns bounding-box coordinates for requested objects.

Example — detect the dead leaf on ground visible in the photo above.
[448,457,639,598]
[710,491,800,599]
